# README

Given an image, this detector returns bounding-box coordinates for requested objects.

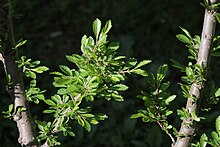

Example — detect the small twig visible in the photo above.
[156,121,175,144]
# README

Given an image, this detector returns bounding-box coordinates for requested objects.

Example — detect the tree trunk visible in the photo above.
[0,1,38,146]
[173,1,218,147]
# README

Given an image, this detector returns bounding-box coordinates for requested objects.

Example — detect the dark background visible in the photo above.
[1,0,220,146]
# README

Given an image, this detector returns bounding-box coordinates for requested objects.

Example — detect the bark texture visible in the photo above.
[173,2,218,147]
[0,1,38,146]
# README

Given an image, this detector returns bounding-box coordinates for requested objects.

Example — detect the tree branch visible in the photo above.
[173,2,217,147]
[0,1,38,146]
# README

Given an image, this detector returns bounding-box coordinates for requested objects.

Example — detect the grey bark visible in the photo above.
[0,1,38,146]
[173,2,217,147]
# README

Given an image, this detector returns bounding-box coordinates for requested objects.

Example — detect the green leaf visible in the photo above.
[176,34,191,44]
[15,40,27,48]
[211,131,219,142]
[216,13,220,24]
[32,66,49,73]
[81,114,95,118]
[43,109,55,114]
[179,27,192,39]
[27,71,36,79]
[54,77,72,85]
[108,42,119,51]
[57,88,67,95]
[124,58,137,70]
[81,35,87,45]
[90,119,99,125]
[114,56,126,60]
[36,94,45,100]
[44,99,56,106]
[112,84,128,91]
[112,93,124,101]
[66,54,84,65]
[131,69,148,77]
[84,120,91,132]
[30,80,37,87]
[200,133,208,147]
[50,71,64,76]
[110,74,124,82]
[165,110,173,116]
[165,95,176,105]
[101,20,112,35]
[67,131,75,137]
[8,104,13,113]
[134,60,151,69]
[186,67,193,76]
[31,60,41,66]
[77,116,84,126]
[59,65,72,76]
[93,18,102,39]
[131,113,143,119]
[215,88,220,97]
[157,64,168,81]
[216,116,220,134]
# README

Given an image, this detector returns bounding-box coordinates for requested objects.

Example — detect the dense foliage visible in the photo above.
[1,0,220,147]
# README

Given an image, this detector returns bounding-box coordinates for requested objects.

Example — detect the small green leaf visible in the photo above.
[200,133,208,147]
[90,119,99,125]
[165,110,173,116]
[165,95,176,105]
[216,13,220,24]
[66,54,84,65]
[44,99,56,106]
[81,114,95,118]
[30,80,37,87]
[114,56,126,60]
[32,66,49,73]
[186,67,193,76]
[131,69,148,77]
[15,40,27,48]
[77,116,84,126]
[211,131,219,142]
[8,104,13,113]
[84,120,91,132]
[124,58,137,70]
[27,71,36,79]
[131,113,143,119]
[112,93,124,101]
[110,74,124,82]
[67,131,75,137]
[101,20,112,35]
[157,64,168,81]
[108,42,119,51]
[54,77,72,85]
[179,27,192,39]
[59,65,72,76]
[57,88,67,95]
[112,84,128,91]
[215,88,220,97]
[43,109,55,114]
[134,60,151,69]
[176,34,191,44]
[216,116,220,134]
[93,18,102,39]
[36,94,45,100]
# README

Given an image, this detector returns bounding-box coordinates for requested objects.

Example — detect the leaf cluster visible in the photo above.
[131,64,176,138]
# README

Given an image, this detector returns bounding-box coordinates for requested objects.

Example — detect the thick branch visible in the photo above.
[173,3,217,147]
[0,1,38,146]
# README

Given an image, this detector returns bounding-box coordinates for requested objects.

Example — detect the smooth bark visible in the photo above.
[0,1,38,146]
[173,1,218,147]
